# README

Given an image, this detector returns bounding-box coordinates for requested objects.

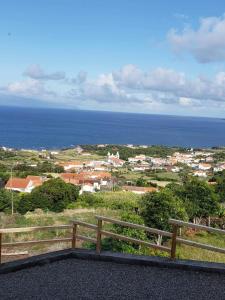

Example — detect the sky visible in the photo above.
[1,0,225,117]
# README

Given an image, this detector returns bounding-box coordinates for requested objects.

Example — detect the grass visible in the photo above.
[175,230,225,263]
[1,210,225,264]
[54,149,104,161]
[153,171,180,181]
[0,208,122,261]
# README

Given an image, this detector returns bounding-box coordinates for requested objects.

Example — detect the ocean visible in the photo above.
[0,106,225,149]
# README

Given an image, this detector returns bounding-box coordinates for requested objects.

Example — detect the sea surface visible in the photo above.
[0,106,225,149]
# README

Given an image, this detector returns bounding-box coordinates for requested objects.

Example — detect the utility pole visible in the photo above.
[10,162,17,215]
[10,164,14,215]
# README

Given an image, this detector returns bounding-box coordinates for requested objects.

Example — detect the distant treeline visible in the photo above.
[81,145,187,160]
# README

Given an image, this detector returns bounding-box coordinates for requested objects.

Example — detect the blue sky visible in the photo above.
[1,0,225,117]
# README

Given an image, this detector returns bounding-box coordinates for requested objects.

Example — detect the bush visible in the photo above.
[87,212,149,255]
[0,189,19,213]
[18,178,80,214]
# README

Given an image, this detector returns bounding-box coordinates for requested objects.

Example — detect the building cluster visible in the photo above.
[4,146,225,196]
[59,171,112,194]
[126,150,225,178]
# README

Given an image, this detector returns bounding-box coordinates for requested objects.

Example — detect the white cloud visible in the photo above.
[3,78,56,99]
[168,14,225,63]
[112,64,225,104]
[24,64,65,80]
[179,97,192,106]
[2,64,225,116]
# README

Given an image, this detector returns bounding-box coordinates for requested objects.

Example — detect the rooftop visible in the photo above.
[5,177,30,189]
[1,251,225,300]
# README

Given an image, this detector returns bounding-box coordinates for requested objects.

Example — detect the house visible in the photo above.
[214,163,225,173]
[58,161,88,171]
[79,182,100,194]
[60,171,112,192]
[5,176,45,193]
[198,163,212,171]
[5,178,34,193]
[26,176,44,188]
[193,170,207,178]
[132,162,150,172]
[128,155,146,163]
[122,185,157,195]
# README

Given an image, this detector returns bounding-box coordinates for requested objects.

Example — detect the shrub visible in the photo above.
[18,178,80,214]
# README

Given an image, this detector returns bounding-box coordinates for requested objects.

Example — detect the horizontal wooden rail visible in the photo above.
[0,224,72,234]
[73,220,98,230]
[95,215,172,255]
[2,238,72,247]
[169,219,225,260]
[0,224,74,264]
[2,216,224,264]
[96,215,172,237]
[76,235,97,244]
[101,230,170,252]
[176,237,225,254]
[169,219,225,235]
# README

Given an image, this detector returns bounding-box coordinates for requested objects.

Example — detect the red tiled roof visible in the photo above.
[5,178,30,189]
[26,176,43,187]
[60,171,111,181]
[122,186,157,193]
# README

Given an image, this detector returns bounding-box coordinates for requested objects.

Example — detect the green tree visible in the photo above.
[136,177,147,187]
[18,178,80,213]
[181,178,220,221]
[0,189,19,213]
[140,189,187,232]
[215,171,225,202]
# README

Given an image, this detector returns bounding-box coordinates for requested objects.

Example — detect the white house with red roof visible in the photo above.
[5,178,34,193]
[5,176,45,193]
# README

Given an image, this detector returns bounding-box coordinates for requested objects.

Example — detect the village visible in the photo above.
[2,144,225,196]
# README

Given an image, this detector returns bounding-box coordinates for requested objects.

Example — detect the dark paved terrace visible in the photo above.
[0,258,225,299]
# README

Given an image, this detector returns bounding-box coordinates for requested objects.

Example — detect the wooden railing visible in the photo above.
[0,224,74,263]
[169,219,225,259]
[94,215,171,254]
[1,217,225,264]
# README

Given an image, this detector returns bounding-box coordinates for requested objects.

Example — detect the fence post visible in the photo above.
[96,219,102,254]
[0,233,2,264]
[170,225,178,259]
[72,223,77,249]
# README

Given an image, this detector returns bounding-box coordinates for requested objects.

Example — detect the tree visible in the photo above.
[136,177,147,187]
[140,189,187,232]
[0,189,19,213]
[215,171,225,202]
[180,178,219,222]
[18,178,80,213]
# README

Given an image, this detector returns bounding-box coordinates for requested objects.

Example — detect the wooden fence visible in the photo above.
[0,217,225,263]
[169,219,225,259]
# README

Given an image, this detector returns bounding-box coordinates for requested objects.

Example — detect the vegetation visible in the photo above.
[17,178,80,214]
[69,191,140,211]
[168,179,220,222]
[140,189,187,232]
[88,212,149,255]
[81,144,181,160]
[0,146,225,263]
[0,189,19,213]
[214,171,225,202]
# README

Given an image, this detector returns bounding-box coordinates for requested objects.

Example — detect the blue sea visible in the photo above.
[0,106,225,149]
